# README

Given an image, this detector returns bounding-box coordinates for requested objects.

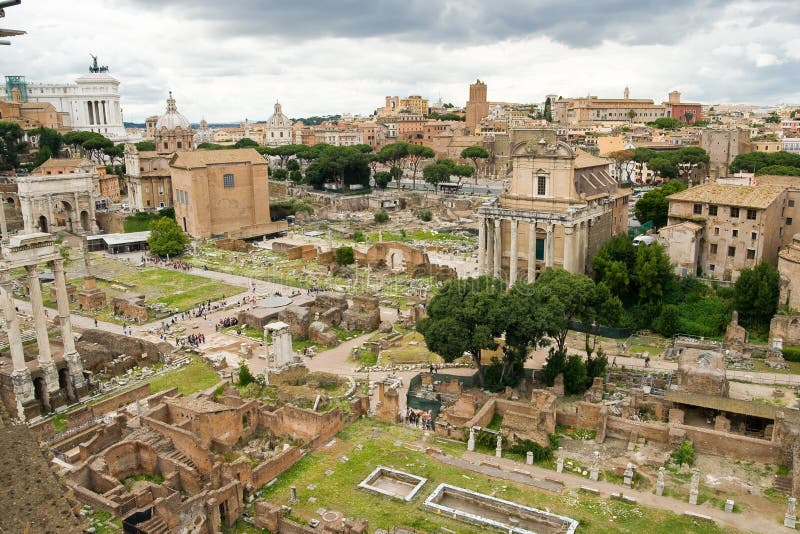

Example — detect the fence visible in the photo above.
[628,220,653,240]
[569,320,631,339]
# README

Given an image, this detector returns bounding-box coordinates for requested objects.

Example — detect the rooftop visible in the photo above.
[667,183,787,209]
[170,148,266,169]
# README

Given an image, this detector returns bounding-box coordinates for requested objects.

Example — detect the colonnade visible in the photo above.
[477,216,554,283]
[0,257,85,419]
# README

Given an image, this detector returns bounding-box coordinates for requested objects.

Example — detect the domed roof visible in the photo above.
[155,92,190,130]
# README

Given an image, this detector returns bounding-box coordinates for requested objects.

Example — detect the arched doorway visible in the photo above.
[60,200,74,232]
[58,367,75,403]
[38,215,48,233]
[80,210,90,231]
[33,376,50,413]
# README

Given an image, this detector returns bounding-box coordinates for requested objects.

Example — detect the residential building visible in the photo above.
[784,138,800,154]
[477,129,630,282]
[665,91,702,124]
[665,183,787,281]
[124,146,173,210]
[700,128,753,179]
[170,149,287,239]
[0,98,67,132]
[752,139,782,153]
[11,57,126,139]
[377,95,429,117]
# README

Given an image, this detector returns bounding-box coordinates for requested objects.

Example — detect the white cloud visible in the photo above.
[1,0,798,122]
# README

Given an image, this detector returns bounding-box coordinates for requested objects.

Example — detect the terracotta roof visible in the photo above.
[574,149,611,169]
[170,148,266,169]
[754,175,800,189]
[667,183,786,209]
[35,157,86,168]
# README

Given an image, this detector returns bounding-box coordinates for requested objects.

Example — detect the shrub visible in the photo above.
[353,230,366,243]
[238,363,255,386]
[782,347,800,362]
[334,246,355,266]
[671,439,695,467]
[418,209,433,222]
[374,209,389,224]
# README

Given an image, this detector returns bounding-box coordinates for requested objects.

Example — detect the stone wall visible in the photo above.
[770,314,800,347]
[341,295,380,331]
[142,416,215,475]
[251,446,303,487]
[260,405,345,448]
[111,295,148,322]
[286,244,319,261]
[586,210,613,275]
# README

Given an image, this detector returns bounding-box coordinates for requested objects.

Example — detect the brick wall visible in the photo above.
[91,384,152,417]
[252,447,303,487]
[677,424,781,463]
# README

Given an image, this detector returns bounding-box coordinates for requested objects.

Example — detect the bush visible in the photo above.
[418,209,433,222]
[671,439,695,467]
[782,347,800,362]
[374,209,389,224]
[334,246,355,266]
[563,354,589,395]
[352,230,366,243]
[238,363,255,386]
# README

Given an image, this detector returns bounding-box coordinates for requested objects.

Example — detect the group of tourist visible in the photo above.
[143,255,192,271]
[405,408,435,430]
[182,333,205,347]
[216,316,239,330]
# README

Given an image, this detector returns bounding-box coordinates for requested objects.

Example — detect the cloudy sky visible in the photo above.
[2,0,799,122]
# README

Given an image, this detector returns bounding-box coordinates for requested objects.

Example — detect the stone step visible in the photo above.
[138,515,170,534]
[774,475,793,494]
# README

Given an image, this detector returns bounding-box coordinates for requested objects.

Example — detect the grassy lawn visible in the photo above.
[258,419,737,534]
[148,359,221,395]
[380,331,439,365]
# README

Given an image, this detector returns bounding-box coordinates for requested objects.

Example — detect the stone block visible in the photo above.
[308,321,338,346]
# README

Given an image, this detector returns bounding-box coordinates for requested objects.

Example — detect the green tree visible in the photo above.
[765,111,781,124]
[147,216,189,257]
[627,109,637,122]
[31,146,53,169]
[0,121,27,171]
[352,230,366,243]
[418,209,433,222]
[633,242,674,303]
[238,363,255,386]
[272,169,288,181]
[289,169,302,183]
[334,246,355,266]
[373,171,392,190]
[654,304,680,337]
[633,180,686,227]
[503,281,553,384]
[756,165,800,177]
[375,142,410,188]
[135,140,156,151]
[352,144,374,154]
[733,262,780,330]
[534,269,600,355]
[647,117,683,129]
[406,144,435,190]
[417,276,507,386]
[233,138,259,148]
[460,145,490,184]
[264,144,303,168]
[543,97,553,122]
[304,145,371,190]
[374,209,389,224]
[286,159,300,171]
[563,354,589,395]
[423,158,474,191]
[671,439,695,467]
[28,126,62,156]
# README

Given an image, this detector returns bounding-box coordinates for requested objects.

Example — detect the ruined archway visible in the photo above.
[80,210,90,231]
[38,215,48,233]
[60,200,74,232]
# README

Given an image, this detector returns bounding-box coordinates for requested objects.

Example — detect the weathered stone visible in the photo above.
[308,321,338,346]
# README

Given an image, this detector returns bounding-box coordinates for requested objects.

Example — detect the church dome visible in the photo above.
[156,92,190,130]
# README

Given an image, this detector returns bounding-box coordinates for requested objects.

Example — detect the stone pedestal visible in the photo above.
[623,463,634,488]
[526,451,533,465]
[785,497,797,528]
[689,469,700,505]
[467,428,475,452]
[289,486,298,504]
[11,368,37,420]
[589,451,600,481]
[556,457,564,473]
[655,467,665,497]
[724,499,734,513]
[495,434,502,458]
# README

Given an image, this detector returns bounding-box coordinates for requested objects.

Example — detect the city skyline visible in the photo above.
[1,0,799,122]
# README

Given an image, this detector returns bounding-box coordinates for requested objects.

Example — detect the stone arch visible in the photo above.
[38,215,48,233]
[33,376,49,413]
[60,200,74,232]
[80,210,90,231]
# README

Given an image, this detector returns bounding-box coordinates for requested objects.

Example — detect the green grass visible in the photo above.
[486,413,503,430]
[257,418,739,534]
[52,413,67,433]
[224,326,264,340]
[148,359,221,395]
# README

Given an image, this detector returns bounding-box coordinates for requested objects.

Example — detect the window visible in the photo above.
[693,203,702,215]
[732,229,738,237]
[788,218,794,225]
[708,205,718,216]
[714,227,720,236]
[163,142,168,150]
[158,186,164,195]
[709,264,715,271]
[537,176,547,196]
[730,207,739,218]
[177,142,182,149]
[751,232,757,240]
[789,199,795,208]
[746,209,757,220]
[710,244,718,254]
[728,246,736,257]
[145,186,150,193]
[223,174,235,188]
[747,249,756,260]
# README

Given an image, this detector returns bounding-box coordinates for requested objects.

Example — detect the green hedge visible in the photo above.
[782,346,800,362]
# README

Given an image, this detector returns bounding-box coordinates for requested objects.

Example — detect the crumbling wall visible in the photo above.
[341,295,380,331]
[111,295,148,322]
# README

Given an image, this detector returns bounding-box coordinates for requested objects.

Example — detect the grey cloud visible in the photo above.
[122,0,751,48]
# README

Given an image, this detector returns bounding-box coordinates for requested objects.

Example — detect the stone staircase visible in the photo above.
[773,475,793,495]
[137,515,170,534]
[165,449,199,473]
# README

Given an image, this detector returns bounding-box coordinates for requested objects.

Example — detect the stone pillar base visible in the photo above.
[10,368,36,421]
[655,483,664,497]
[689,490,698,505]
[785,515,796,528]
[63,351,86,390]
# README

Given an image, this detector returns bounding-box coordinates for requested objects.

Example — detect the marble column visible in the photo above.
[94,101,101,128]
[22,196,33,233]
[527,221,537,282]
[509,219,518,285]
[0,191,8,241]
[53,259,86,394]
[486,219,494,276]
[47,195,55,232]
[545,223,555,269]
[478,217,486,275]
[1,277,35,419]
[27,265,59,411]
[493,218,502,279]
[563,225,576,273]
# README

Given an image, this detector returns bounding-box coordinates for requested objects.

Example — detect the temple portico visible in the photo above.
[0,233,87,420]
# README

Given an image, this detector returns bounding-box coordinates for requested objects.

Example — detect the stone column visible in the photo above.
[477,217,486,275]
[785,497,797,528]
[589,451,600,481]
[22,196,33,233]
[527,221,536,282]
[47,195,55,233]
[509,219,518,285]
[486,219,494,276]
[545,223,554,269]
[53,259,86,395]
[689,468,700,505]
[73,191,81,232]
[0,191,8,241]
[493,218,501,279]
[94,101,101,127]
[563,225,576,273]
[656,466,665,496]
[467,427,475,451]
[27,265,60,411]
[1,277,35,420]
